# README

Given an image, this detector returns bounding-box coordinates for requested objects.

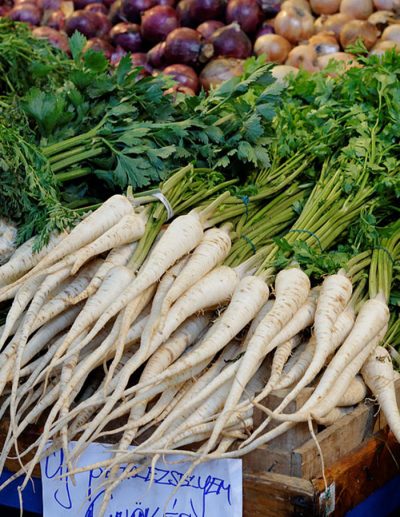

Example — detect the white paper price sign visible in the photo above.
[40,442,242,517]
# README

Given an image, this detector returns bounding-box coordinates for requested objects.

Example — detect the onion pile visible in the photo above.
[3,0,400,91]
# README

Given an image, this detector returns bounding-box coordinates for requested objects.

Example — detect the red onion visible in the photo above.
[176,0,224,26]
[93,11,112,37]
[211,22,252,59]
[141,5,179,43]
[200,57,244,89]
[156,0,176,5]
[103,0,116,6]
[110,45,127,65]
[121,0,155,22]
[254,33,291,63]
[84,3,108,14]
[110,22,142,51]
[163,63,199,91]
[147,41,167,67]
[8,4,42,24]
[73,0,102,9]
[256,20,275,38]
[131,51,153,73]
[165,27,213,65]
[197,20,224,40]
[83,37,114,58]
[226,0,263,34]
[37,0,61,10]
[13,0,39,5]
[258,0,282,15]
[108,0,124,23]
[176,0,192,25]
[0,6,11,16]
[65,10,100,38]
[46,9,65,29]
[32,26,69,51]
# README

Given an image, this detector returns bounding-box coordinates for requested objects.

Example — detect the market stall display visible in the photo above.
[1,0,400,89]
[0,3,399,515]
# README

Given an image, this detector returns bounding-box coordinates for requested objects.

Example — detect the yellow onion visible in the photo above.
[382,23,400,42]
[254,33,292,63]
[286,44,319,71]
[275,3,315,43]
[340,20,379,50]
[314,12,351,37]
[310,0,341,15]
[370,39,400,54]
[340,0,373,20]
[309,31,340,54]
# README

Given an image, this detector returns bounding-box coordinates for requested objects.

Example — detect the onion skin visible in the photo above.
[93,11,112,37]
[271,64,298,84]
[340,20,379,50]
[373,0,400,11]
[211,22,252,59]
[368,10,397,31]
[317,51,361,73]
[38,0,62,10]
[121,0,156,22]
[83,37,114,59]
[286,44,319,71]
[197,20,224,39]
[163,63,199,91]
[147,41,167,68]
[274,3,315,44]
[258,0,282,16]
[226,0,264,34]
[254,33,291,63]
[131,51,153,74]
[110,45,127,66]
[65,10,101,38]
[199,56,244,89]
[340,0,373,20]
[382,24,400,42]
[46,9,65,29]
[109,0,124,24]
[256,20,275,37]
[32,26,69,51]
[165,27,213,65]
[164,84,196,98]
[73,0,103,8]
[310,0,340,14]
[141,5,180,43]
[314,13,351,37]
[8,4,42,25]
[110,23,142,52]
[188,0,225,25]
[370,39,400,54]
[84,3,109,14]
[309,31,340,55]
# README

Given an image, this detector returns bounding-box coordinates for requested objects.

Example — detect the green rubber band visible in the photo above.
[373,245,396,265]
[241,235,257,255]
[287,229,323,251]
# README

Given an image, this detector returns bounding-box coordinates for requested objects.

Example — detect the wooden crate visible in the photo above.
[2,381,400,516]
[241,379,400,516]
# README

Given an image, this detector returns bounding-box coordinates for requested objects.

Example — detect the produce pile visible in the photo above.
[0,24,400,513]
[2,0,400,92]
